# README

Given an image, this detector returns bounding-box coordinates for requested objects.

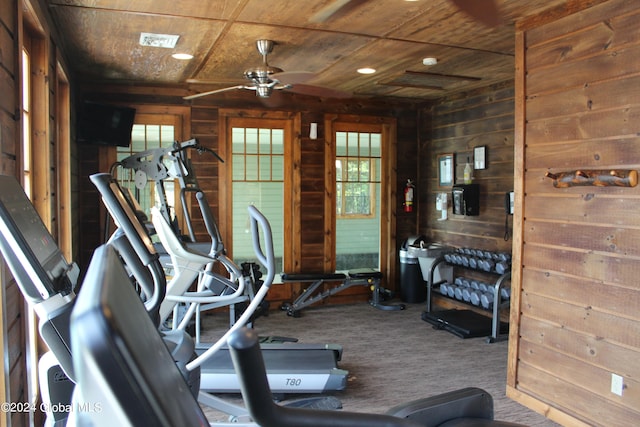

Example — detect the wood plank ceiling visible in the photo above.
[48,0,568,101]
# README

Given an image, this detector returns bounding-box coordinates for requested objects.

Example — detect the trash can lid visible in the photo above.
[402,235,427,249]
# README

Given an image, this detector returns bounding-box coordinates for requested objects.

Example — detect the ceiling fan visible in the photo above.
[184,40,349,101]
[310,0,502,27]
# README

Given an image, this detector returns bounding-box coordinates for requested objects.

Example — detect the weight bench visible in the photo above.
[281,268,405,317]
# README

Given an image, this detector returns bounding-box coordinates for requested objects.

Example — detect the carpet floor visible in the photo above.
[198,301,560,426]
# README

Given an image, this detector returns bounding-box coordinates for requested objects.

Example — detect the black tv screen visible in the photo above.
[77,101,136,147]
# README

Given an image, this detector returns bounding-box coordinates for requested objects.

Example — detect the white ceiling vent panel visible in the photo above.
[139,33,180,48]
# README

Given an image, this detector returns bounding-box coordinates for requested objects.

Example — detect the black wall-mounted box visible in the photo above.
[452,184,480,216]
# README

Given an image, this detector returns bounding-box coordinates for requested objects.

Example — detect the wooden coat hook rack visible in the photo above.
[545,169,638,188]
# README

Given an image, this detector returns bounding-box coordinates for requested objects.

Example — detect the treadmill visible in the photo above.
[90,172,348,395]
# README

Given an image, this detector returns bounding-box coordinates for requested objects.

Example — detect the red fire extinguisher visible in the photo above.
[403,179,414,213]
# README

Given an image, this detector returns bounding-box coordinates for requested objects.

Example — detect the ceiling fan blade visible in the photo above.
[183,85,246,100]
[450,0,502,27]
[287,84,351,99]
[310,0,369,23]
[272,71,315,85]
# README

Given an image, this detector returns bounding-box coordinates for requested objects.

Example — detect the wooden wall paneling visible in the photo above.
[508,1,640,425]
[0,0,27,424]
[421,82,515,255]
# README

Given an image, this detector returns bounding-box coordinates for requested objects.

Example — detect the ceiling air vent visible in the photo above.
[139,33,179,48]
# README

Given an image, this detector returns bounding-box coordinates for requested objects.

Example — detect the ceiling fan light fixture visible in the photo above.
[357,67,376,75]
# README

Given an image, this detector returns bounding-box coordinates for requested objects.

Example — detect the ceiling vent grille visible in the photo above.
[139,33,179,48]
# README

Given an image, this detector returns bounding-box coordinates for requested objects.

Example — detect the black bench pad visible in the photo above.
[348,268,383,279]
[281,272,347,282]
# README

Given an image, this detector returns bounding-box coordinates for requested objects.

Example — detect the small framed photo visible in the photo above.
[438,153,454,187]
[474,146,487,170]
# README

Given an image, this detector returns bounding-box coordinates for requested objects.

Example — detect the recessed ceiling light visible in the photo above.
[422,57,438,66]
[357,67,377,74]
[139,32,180,48]
[172,53,194,60]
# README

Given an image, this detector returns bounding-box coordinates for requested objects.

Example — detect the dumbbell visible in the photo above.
[447,284,457,299]
[500,287,511,300]
[484,284,495,296]
[468,257,478,269]
[454,286,464,301]
[469,290,481,306]
[480,292,494,310]
[461,255,470,267]
[495,260,510,274]
[440,282,450,296]
[461,287,472,302]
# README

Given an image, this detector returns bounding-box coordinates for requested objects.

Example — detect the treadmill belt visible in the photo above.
[200,347,340,372]
[421,309,508,339]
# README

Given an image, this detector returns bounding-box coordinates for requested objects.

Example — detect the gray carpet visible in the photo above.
[199,301,560,426]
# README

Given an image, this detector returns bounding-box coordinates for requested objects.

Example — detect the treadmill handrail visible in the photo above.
[228,327,422,427]
[186,205,274,372]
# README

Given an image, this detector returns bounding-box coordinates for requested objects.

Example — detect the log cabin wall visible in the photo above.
[77,89,422,308]
[0,1,26,423]
[508,0,640,425]
[418,82,515,250]
[416,82,515,315]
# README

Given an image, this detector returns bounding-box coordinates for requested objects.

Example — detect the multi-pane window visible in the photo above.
[116,124,175,217]
[335,131,382,270]
[231,127,285,272]
[336,132,381,217]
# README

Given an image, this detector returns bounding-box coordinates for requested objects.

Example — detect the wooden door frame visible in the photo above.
[324,114,398,286]
[218,109,301,274]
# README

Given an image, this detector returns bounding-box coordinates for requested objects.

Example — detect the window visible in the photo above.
[334,130,382,271]
[230,125,285,273]
[116,122,176,218]
[21,48,32,198]
[335,131,381,217]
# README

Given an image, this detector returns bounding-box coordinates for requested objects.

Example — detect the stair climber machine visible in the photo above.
[90,173,345,423]
[109,138,269,333]
[109,137,222,249]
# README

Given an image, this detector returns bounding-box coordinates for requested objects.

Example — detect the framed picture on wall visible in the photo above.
[438,153,454,187]
[474,145,487,170]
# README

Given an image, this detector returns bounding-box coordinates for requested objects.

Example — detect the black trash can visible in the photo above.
[399,237,426,303]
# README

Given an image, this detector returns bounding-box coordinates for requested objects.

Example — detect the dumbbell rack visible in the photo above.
[425,251,511,343]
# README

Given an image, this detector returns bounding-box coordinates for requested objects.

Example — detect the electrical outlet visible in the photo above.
[611,373,624,396]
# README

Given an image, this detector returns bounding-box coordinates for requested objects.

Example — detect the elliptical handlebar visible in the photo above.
[228,327,423,427]
[195,191,224,256]
[248,204,275,284]
[186,204,275,372]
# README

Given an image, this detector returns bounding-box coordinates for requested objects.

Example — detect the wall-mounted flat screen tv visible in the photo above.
[77,101,136,147]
